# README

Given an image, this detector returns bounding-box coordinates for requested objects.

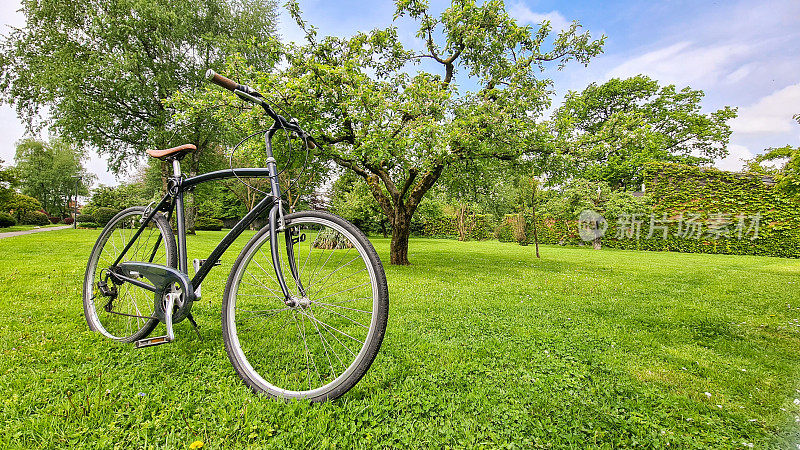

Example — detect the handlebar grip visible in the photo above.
[205,69,240,92]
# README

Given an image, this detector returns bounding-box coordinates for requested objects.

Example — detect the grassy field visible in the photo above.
[1,228,799,448]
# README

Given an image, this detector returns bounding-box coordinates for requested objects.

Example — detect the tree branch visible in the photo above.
[400,168,418,199]
[405,163,444,215]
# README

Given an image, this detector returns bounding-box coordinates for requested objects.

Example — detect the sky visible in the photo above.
[0,0,798,187]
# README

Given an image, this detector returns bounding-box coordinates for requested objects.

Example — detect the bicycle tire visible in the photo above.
[222,210,389,401]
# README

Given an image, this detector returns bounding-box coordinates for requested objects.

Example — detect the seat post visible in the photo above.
[171,158,182,177]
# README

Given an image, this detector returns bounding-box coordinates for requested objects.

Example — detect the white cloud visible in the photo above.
[723,64,753,84]
[508,2,569,31]
[715,143,753,172]
[606,41,753,87]
[729,83,800,135]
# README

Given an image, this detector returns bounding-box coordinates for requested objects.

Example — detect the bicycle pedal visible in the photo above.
[134,335,173,348]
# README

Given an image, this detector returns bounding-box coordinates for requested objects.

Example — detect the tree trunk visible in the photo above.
[389,213,411,265]
[593,234,602,250]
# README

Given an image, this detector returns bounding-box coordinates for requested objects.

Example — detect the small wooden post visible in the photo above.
[531,175,540,258]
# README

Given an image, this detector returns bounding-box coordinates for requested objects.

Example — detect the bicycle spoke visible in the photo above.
[297,307,364,345]
[311,300,373,315]
[306,247,353,291]
[307,263,365,297]
[237,309,291,334]
[312,282,371,303]
[305,308,336,381]
[310,302,369,329]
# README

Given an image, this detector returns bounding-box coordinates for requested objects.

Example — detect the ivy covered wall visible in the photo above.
[498,163,800,258]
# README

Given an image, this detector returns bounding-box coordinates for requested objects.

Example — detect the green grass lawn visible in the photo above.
[1,229,799,448]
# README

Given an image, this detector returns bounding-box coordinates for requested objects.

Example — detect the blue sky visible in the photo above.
[1,0,798,185]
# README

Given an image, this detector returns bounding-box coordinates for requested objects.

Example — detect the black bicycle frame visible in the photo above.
[109,126,300,303]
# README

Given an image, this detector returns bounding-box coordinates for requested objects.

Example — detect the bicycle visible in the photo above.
[82,70,389,402]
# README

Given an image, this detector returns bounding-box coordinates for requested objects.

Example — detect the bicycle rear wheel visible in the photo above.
[222,210,388,401]
[82,207,177,342]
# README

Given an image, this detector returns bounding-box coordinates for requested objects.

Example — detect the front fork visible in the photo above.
[268,202,306,305]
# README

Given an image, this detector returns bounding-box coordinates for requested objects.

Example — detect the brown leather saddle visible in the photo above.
[146,144,196,160]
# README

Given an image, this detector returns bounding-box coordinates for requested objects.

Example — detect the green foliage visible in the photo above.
[747,145,800,200]
[195,217,223,231]
[328,172,388,235]
[0,212,16,227]
[0,0,279,174]
[537,178,649,220]
[503,163,800,258]
[0,159,16,208]
[437,159,536,222]
[4,193,42,221]
[19,210,49,226]
[552,75,737,189]
[76,214,95,224]
[87,183,156,212]
[92,208,120,226]
[77,222,99,229]
[195,182,247,221]
[422,214,494,240]
[13,138,92,217]
[311,228,354,250]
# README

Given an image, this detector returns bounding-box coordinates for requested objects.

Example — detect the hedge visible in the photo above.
[421,214,495,240]
[78,222,100,229]
[498,162,800,258]
[76,214,95,223]
[93,208,120,226]
[195,217,223,231]
[0,212,16,228]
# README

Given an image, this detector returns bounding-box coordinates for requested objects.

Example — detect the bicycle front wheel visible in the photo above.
[222,210,388,401]
[83,207,177,342]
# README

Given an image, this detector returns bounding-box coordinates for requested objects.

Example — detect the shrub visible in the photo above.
[20,210,50,226]
[78,222,100,229]
[76,214,95,223]
[495,222,512,242]
[63,217,74,225]
[421,214,495,240]
[0,212,16,228]
[93,207,119,226]
[312,228,354,249]
[48,216,60,224]
[5,193,41,218]
[195,217,223,231]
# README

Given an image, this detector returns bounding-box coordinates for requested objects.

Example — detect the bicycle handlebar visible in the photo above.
[205,69,260,96]
[205,69,316,149]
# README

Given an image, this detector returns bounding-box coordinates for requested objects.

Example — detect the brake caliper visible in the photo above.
[290,227,306,245]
